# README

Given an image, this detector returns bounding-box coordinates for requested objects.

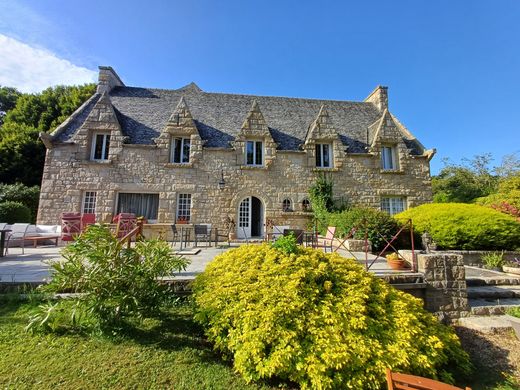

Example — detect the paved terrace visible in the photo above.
[0,242,417,284]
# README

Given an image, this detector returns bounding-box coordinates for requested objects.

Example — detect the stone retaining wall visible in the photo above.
[401,251,469,322]
[433,250,520,267]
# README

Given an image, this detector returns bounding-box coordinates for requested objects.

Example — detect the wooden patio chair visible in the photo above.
[315,226,336,253]
[81,213,96,231]
[386,368,471,390]
[114,213,137,238]
[61,212,81,242]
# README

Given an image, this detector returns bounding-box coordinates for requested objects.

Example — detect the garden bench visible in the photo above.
[386,368,471,390]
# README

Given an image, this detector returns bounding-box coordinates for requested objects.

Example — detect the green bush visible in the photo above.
[395,203,520,250]
[0,183,40,222]
[0,201,31,223]
[193,244,472,389]
[41,225,189,329]
[327,207,401,251]
[271,233,299,254]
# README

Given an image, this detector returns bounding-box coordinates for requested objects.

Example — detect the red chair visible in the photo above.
[61,212,81,241]
[81,213,96,231]
[113,213,137,238]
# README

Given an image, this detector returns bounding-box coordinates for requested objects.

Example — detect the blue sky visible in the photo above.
[1,0,519,174]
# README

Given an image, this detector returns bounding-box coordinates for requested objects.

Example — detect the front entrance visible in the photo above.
[237,196,263,239]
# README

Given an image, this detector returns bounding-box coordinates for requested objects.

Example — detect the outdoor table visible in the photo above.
[178,226,219,250]
[0,229,12,257]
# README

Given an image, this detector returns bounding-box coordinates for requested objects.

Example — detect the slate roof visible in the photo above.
[53,83,425,155]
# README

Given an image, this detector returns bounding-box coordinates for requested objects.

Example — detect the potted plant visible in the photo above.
[503,257,520,276]
[481,251,504,272]
[386,252,408,270]
[176,216,188,224]
[225,216,236,241]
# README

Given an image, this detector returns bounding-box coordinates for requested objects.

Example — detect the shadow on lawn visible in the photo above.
[455,327,518,389]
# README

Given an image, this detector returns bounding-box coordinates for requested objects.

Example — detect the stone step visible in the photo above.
[469,297,520,316]
[466,277,520,287]
[467,285,520,299]
[457,315,519,334]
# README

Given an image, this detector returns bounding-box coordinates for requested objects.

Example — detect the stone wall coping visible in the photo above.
[436,250,520,255]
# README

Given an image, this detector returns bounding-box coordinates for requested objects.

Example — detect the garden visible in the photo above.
[1,224,519,389]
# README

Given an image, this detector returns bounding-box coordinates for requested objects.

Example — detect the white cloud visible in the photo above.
[0,34,97,93]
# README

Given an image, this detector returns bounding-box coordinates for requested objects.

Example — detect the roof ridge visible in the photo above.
[111,85,373,105]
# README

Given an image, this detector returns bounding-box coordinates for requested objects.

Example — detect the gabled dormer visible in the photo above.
[69,92,125,162]
[303,105,343,170]
[233,100,277,168]
[368,109,409,172]
[155,96,203,166]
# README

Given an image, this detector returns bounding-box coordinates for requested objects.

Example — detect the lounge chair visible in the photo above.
[315,226,336,253]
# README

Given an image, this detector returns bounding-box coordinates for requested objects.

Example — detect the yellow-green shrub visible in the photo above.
[193,244,471,389]
[395,203,520,250]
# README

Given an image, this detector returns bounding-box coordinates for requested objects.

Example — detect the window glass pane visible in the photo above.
[282,199,291,212]
[246,141,254,165]
[117,193,159,220]
[392,198,405,214]
[83,191,97,214]
[322,144,330,167]
[94,134,104,159]
[382,146,394,170]
[103,135,110,160]
[315,144,322,167]
[381,197,391,214]
[176,193,191,222]
[172,138,182,163]
[255,141,263,165]
[182,138,190,163]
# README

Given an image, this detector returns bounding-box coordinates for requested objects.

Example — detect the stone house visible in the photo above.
[38,66,435,238]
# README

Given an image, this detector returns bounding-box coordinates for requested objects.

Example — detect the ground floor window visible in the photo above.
[381,196,406,215]
[176,193,191,223]
[117,193,159,221]
[82,191,97,214]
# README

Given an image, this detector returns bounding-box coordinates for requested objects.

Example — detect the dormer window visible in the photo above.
[171,137,190,163]
[246,140,263,166]
[381,145,398,170]
[315,143,332,168]
[91,133,110,160]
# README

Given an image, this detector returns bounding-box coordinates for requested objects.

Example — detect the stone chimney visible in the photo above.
[364,85,388,112]
[97,66,125,94]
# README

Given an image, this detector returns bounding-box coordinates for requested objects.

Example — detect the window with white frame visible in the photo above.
[91,133,110,160]
[170,137,190,163]
[381,145,398,170]
[117,193,159,221]
[282,198,292,212]
[315,143,332,168]
[176,193,192,223]
[82,191,97,214]
[245,140,263,166]
[381,197,406,215]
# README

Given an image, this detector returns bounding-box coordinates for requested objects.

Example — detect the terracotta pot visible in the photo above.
[387,258,408,270]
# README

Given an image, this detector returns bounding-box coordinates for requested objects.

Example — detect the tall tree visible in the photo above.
[0,84,96,186]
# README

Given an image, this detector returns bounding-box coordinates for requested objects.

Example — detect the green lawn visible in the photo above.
[0,299,274,390]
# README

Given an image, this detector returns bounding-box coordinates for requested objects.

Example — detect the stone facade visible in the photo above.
[37,66,435,237]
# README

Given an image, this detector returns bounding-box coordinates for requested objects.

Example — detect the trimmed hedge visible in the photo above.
[193,244,471,389]
[0,183,40,222]
[395,203,520,250]
[0,201,31,224]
